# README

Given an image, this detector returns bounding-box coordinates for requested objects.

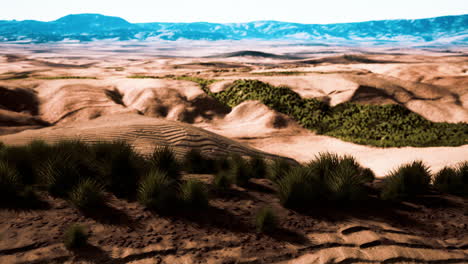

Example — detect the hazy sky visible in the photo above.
[1,0,467,23]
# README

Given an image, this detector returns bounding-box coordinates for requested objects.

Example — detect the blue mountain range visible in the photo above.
[0,13,466,45]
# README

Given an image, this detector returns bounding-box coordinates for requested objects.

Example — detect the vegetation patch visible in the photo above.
[63,224,88,250]
[138,170,178,211]
[433,161,468,197]
[255,207,278,233]
[180,179,209,209]
[381,161,431,201]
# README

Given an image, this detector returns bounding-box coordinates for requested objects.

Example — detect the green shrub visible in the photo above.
[214,156,231,172]
[227,154,252,187]
[183,149,215,174]
[63,224,88,250]
[149,146,181,180]
[70,179,107,210]
[91,141,145,198]
[255,207,278,233]
[0,161,21,200]
[326,160,369,202]
[196,79,467,147]
[180,179,209,208]
[268,159,294,183]
[381,161,431,201]
[213,170,232,191]
[277,166,321,208]
[248,156,268,179]
[0,146,36,185]
[433,162,468,196]
[137,170,177,211]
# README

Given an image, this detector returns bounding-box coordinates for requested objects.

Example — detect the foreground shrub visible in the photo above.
[0,161,21,200]
[248,156,268,179]
[70,179,107,210]
[138,170,177,211]
[434,162,468,196]
[213,170,232,191]
[0,146,36,185]
[183,149,215,174]
[227,155,252,187]
[63,224,88,250]
[91,141,145,198]
[255,207,278,233]
[268,159,294,183]
[381,161,431,201]
[180,179,209,208]
[149,146,181,180]
[277,166,321,208]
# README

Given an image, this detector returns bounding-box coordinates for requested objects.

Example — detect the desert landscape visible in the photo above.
[0,41,467,264]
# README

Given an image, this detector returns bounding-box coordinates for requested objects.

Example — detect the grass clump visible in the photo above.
[433,162,468,197]
[268,159,294,183]
[149,146,181,180]
[277,153,374,208]
[0,161,21,201]
[91,141,145,198]
[70,179,107,210]
[197,79,467,147]
[137,170,178,211]
[381,161,431,201]
[255,207,278,233]
[183,149,215,174]
[180,179,209,209]
[213,170,232,191]
[63,224,88,250]
[248,156,268,179]
[226,155,252,187]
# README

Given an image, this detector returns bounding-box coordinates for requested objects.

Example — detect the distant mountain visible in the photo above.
[0,13,466,45]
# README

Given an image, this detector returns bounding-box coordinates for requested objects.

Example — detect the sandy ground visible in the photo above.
[0,43,467,263]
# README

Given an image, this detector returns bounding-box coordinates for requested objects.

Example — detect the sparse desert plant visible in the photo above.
[381,161,431,201]
[433,162,468,196]
[326,160,369,202]
[268,159,294,183]
[0,145,36,185]
[227,154,252,187]
[149,146,181,180]
[183,149,215,174]
[138,170,177,211]
[276,166,321,208]
[91,141,145,198]
[213,170,232,191]
[180,179,209,208]
[248,156,268,179]
[255,207,278,233]
[0,161,21,201]
[63,224,88,250]
[70,179,107,210]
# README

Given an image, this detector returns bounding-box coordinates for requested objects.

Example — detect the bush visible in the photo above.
[149,146,181,180]
[183,149,215,174]
[180,179,209,208]
[227,154,252,187]
[433,162,468,196]
[381,161,431,201]
[277,166,321,208]
[0,161,21,200]
[70,179,107,210]
[213,170,232,191]
[91,141,145,198]
[63,224,88,250]
[255,207,278,233]
[248,156,268,179]
[138,170,177,211]
[268,159,294,183]
[0,146,36,185]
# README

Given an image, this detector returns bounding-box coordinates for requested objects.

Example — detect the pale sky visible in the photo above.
[1,0,467,24]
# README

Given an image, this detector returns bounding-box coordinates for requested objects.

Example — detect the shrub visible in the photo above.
[149,146,181,180]
[138,170,177,211]
[0,146,36,185]
[63,224,88,250]
[0,161,21,200]
[91,141,145,198]
[277,166,321,208]
[213,171,232,191]
[180,179,209,208]
[255,207,278,233]
[326,160,369,202]
[183,149,215,174]
[433,163,468,196]
[381,161,431,201]
[227,154,252,187]
[70,179,107,210]
[248,156,268,179]
[214,156,231,172]
[268,159,294,183]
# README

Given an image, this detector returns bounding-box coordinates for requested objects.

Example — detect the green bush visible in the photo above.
[180,179,209,208]
[381,161,431,201]
[195,79,468,147]
[137,170,177,211]
[213,170,232,191]
[277,166,321,208]
[70,179,107,210]
[0,161,21,200]
[0,146,36,185]
[433,162,468,196]
[149,146,181,180]
[248,156,268,179]
[268,159,294,183]
[183,149,215,174]
[227,154,252,187]
[63,224,88,250]
[91,141,145,198]
[255,207,278,233]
